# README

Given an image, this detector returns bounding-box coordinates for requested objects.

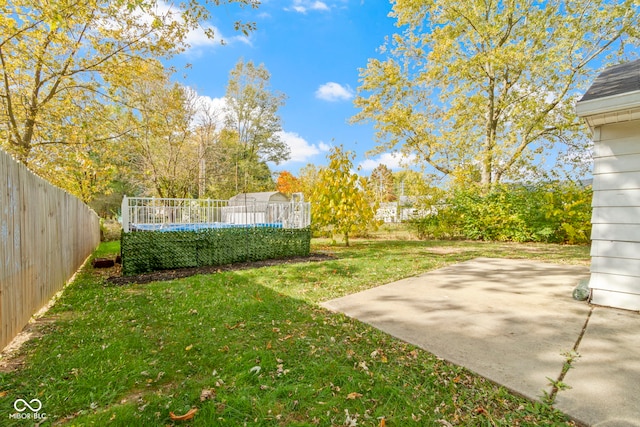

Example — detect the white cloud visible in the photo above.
[185,23,252,50]
[101,1,251,54]
[277,131,330,163]
[318,141,331,151]
[194,95,228,128]
[315,82,354,102]
[359,152,416,172]
[146,1,250,52]
[311,1,330,10]
[188,93,327,165]
[198,95,227,112]
[286,0,330,13]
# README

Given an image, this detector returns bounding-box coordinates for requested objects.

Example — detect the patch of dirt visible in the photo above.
[0,292,79,373]
[423,247,468,254]
[107,253,334,286]
[0,317,63,373]
[0,343,28,373]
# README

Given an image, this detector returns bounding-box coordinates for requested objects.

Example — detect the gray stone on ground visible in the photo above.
[573,278,590,301]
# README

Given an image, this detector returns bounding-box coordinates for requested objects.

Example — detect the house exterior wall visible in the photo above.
[590,119,640,311]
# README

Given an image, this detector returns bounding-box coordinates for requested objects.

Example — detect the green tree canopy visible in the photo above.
[215,59,288,196]
[224,59,289,165]
[369,164,396,202]
[353,0,640,187]
[0,0,258,199]
[297,163,321,201]
[311,146,378,246]
[126,65,202,198]
[392,170,429,204]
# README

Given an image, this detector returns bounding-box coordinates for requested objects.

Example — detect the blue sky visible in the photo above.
[165,0,401,177]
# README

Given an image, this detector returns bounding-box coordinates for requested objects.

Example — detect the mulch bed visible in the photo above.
[106,253,334,286]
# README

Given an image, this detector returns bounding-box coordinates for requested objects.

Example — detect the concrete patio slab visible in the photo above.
[554,308,640,427]
[321,258,640,426]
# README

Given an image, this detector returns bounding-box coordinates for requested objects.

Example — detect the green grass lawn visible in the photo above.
[0,237,589,426]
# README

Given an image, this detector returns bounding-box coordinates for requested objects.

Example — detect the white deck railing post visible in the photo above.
[121,196,310,230]
[122,195,129,232]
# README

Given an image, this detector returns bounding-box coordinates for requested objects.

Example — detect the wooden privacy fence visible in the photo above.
[0,148,100,350]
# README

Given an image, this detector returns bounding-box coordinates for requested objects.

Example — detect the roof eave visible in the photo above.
[577,90,640,117]
[577,90,640,128]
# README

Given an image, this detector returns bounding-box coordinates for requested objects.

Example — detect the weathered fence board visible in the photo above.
[0,148,100,350]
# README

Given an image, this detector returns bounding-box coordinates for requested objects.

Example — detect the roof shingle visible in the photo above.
[580,59,640,102]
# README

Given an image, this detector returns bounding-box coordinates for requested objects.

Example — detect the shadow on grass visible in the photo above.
[0,240,586,426]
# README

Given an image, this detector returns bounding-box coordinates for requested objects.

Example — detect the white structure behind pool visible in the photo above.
[121,191,311,233]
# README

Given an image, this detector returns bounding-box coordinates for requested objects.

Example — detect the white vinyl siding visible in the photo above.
[591,206,640,224]
[590,258,640,277]
[589,119,640,310]
[592,189,640,207]
[591,240,640,259]
[589,288,640,312]
[589,272,640,295]
[590,223,640,242]
[593,153,640,175]
[593,171,640,191]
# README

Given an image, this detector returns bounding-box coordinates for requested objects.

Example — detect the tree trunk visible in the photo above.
[482,76,497,188]
[198,140,206,198]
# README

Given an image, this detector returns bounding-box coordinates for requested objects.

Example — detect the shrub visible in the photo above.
[410,183,591,244]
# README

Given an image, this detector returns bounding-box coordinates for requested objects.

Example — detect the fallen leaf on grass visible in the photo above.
[371,349,388,363]
[169,408,197,421]
[225,322,245,330]
[346,392,363,400]
[0,391,7,398]
[474,407,488,415]
[200,388,216,402]
[185,344,193,351]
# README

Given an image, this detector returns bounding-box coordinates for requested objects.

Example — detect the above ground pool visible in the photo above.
[130,222,284,232]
